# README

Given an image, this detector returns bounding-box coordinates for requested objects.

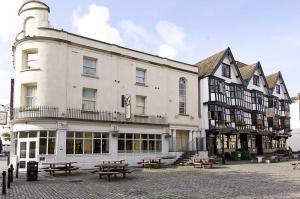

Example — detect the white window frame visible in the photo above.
[179,78,186,115]
[83,57,97,76]
[25,85,37,107]
[82,88,97,111]
[136,95,146,115]
[23,49,38,70]
[136,68,146,84]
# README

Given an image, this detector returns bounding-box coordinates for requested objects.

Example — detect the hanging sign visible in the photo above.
[125,95,131,119]
[0,111,7,125]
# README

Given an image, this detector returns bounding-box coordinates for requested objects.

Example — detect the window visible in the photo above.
[25,85,37,107]
[82,88,96,110]
[136,95,146,115]
[136,68,146,84]
[253,75,260,86]
[256,93,263,105]
[118,133,161,153]
[23,49,38,69]
[276,85,280,94]
[66,132,109,154]
[179,78,186,114]
[235,87,243,99]
[83,57,97,75]
[221,63,231,78]
[39,131,56,155]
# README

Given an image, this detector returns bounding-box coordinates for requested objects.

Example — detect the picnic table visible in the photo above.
[192,158,213,169]
[101,159,125,164]
[138,158,161,169]
[42,161,79,176]
[291,160,300,169]
[94,163,132,181]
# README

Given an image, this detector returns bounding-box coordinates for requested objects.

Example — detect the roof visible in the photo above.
[237,63,256,80]
[195,48,227,77]
[266,72,279,89]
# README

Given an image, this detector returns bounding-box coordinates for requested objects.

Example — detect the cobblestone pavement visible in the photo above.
[1,161,300,199]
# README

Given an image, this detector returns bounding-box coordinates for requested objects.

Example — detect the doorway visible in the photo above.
[176,130,189,151]
[18,138,38,170]
[256,135,263,155]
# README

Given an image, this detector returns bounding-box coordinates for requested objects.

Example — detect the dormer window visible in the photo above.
[253,75,260,86]
[276,85,280,94]
[221,63,231,78]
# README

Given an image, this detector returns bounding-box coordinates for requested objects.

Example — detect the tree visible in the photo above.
[2,131,10,141]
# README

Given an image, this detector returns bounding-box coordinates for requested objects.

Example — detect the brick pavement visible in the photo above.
[0,161,300,199]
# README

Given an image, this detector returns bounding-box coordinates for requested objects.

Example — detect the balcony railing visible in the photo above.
[11,106,168,125]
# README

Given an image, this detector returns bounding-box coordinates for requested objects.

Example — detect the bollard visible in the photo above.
[10,164,14,183]
[16,163,19,178]
[2,171,6,195]
[7,168,11,189]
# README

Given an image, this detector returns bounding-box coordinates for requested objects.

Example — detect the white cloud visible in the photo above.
[0,0,22,42]
[157,44,177,59]
[72,4,124,46]
[156,20,186,46]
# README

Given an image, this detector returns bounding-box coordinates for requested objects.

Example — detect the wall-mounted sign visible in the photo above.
[125,95,131,119]
[0,111,7,125]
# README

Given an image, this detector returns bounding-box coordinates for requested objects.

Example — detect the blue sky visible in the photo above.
[0,0,299,105]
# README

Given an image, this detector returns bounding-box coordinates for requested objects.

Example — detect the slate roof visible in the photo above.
[195,49,227,78]
[237,63,256,80]
[266,72,279,89]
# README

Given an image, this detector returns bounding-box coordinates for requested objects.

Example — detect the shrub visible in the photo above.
[231,151,240,161]
[241,150,251,160]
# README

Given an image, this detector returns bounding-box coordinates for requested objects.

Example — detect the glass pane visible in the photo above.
[102,139,109,153]
[29,141,36,158]
[149,140,155,152]
[84,132,92,138]
[93,139,101,153]
[39,138,47,154]
[94,132,102,139]
[66,139,74,154]
[67,131,74,138]
[48,138,56,154]
[84,139,92,154]
[20,142,27,158]
[48,131,56,138]
[134,134,141,139]
[155,140,162,152]
[83,67,96,75]
[126,140,133,153]
[19,132,28,138]
[75,132,83,138]
[126,134,133,139]
[118,139,125,153]
[142,140,148,152]
[83,88,96,98]
[118,133,125,139]
[149,134,155,139]
[83,58,96,68]
[40,131,47,137]
[102,133,109,139]
[141,134,148,139]
[27,53,38,68]
[29,131,37,138]
[133,139,141,153]
[75,139,83,154]
[156,135,161,139]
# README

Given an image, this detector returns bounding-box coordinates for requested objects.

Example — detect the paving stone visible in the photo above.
[0,161,300,199]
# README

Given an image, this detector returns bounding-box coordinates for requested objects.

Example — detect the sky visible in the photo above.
[0,0,300,106]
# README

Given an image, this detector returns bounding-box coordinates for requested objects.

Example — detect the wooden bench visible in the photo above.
[98,171,120,181]
[43,166,79,176]
[192,158,213,169]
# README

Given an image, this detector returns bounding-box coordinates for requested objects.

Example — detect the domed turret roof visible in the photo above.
[18,0,50,16]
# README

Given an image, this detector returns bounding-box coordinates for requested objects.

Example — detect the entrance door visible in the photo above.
[256,135,263,155]
[176,131,189,151]
[18,139,38,170]
[240,134,248,150]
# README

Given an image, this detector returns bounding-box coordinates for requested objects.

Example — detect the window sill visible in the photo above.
[135,82,148,87]
[134,114,149,118]
[178,114,190,117]
[20,68,41,72]
[81,74,99,79]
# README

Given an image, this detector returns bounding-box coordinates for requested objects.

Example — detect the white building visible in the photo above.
[10,0,204,170]
[287,94,300,151]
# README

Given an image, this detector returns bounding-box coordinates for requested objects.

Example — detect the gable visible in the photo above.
[212,55,243,84]
[247,68,269,95]
[272,77,289,100]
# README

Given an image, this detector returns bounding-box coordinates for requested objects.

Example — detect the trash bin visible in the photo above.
[27,161,38,181]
